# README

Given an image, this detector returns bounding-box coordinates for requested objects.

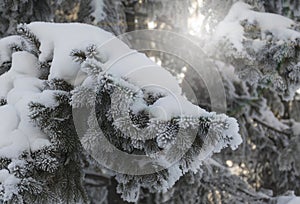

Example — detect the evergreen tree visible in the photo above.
[0,21,241,203]
[0,1,300,204]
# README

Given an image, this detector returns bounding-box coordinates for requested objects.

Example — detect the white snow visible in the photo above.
[0,105,19,134]
[26,22,203,123]
[7,77,42,105]
[0,38,56,158]
[0,22,244,203]
[0,36,23,65]
[27,22,182,95]
[0,22,174,160]
[0,22,242,176]
[30,138,51,152]
[0,72,18,99]
[11,52,39,76]
[0,51,40,99]
[27,22,114,86]
[0,169,20,201]
[148,95,206,121]
[219,115,242,150]
[254,99,289,131]
[291,120,300,136]
[277,195,300,204]
[91,0,106,23]
[214,2,300,52]
[215,61,241,83]
[107,53,182,95]
[0,169,10,183]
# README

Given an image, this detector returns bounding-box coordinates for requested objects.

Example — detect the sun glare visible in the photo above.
[188,0,205,35]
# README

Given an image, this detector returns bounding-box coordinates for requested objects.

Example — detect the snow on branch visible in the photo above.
[0,22,242,203]
[211,2,300,100]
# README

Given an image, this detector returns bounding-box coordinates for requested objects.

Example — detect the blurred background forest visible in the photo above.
[1,0,300,203]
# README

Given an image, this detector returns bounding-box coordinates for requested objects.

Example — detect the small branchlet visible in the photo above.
[71,49,87,64]
[16,24,41,56]
[0,61,11,75]
[0,98,7,106]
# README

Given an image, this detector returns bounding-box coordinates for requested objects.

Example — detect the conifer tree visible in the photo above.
[0,22,242,203]
[0,1,300,204]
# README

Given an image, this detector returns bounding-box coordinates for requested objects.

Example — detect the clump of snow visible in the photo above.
[0,169,10,183]
[0,105,19,135]
[165,165,183,192]
[27,22,114,86]
[277,194,300,204]
[215,61,241,83]
[0,22,187,160]
[148,95,206,121]
[7,77,42,105]
[10,52,39,76]
[0,169,20,201]
[0,36,23,65]
[291,120,300,136]
[0,105,33,158]
[0,51,40,99]
[91,0,106,23]
[27,22,182,95]
[254,99,289,130]
[110,54,181,95]
[30,138,51,152]
[214,2,300,52]
[27,22,207,132]
[218,115,241,150]
[0,39,56,159]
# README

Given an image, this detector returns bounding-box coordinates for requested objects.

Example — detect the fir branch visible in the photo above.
[38,61,51,80]
[16,24,41,56]
[0,61,11,75]
[252,118,291,136]
[46,78,74,92]
[71,49,87,63]
[0,157,11,169]
[0,98,7,106]
[9,42,24,52]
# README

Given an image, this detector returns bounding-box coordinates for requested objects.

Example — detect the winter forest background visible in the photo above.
[0,0,300,203]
